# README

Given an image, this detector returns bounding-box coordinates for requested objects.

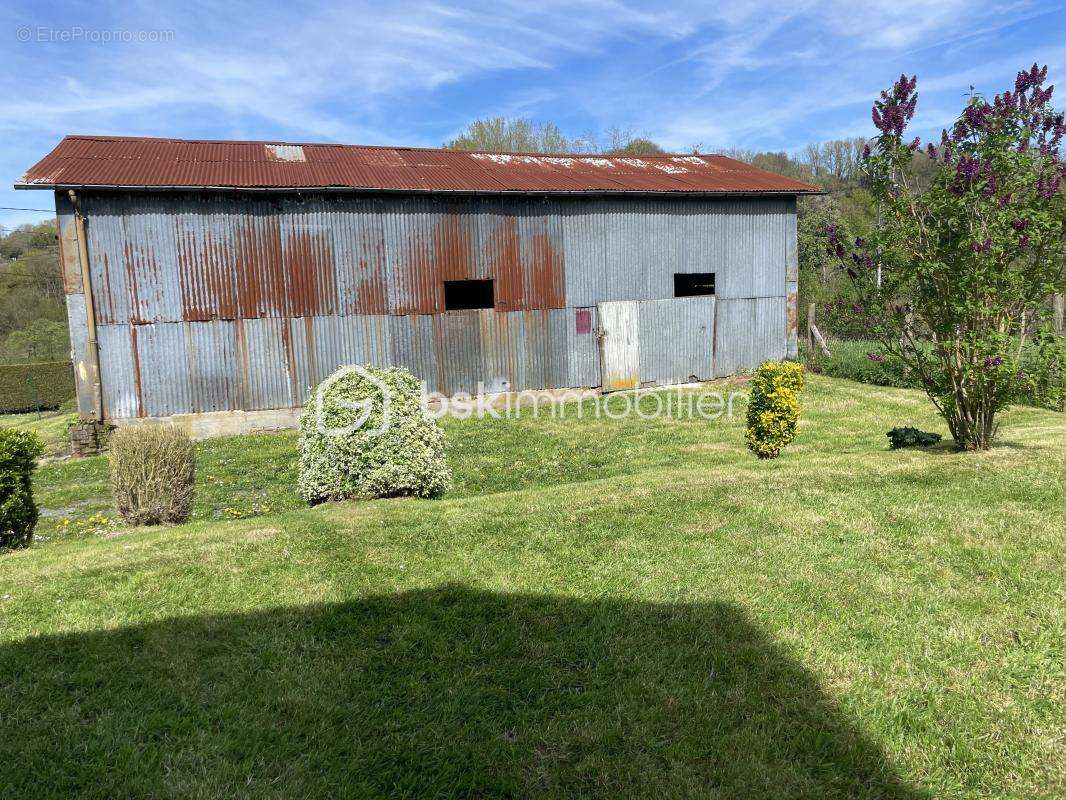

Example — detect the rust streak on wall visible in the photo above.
[529,231,565,309]
[176,221,237,321]
[285,228,337,318]
[99,252,117,323]
[129,326,145,417]
[122,242,139,323]
[234,215,286,318]
[397,222,438,315]
[488,217,523,311]
[433,209,475,282]
[280,319,298,405]
[352,212,387,314]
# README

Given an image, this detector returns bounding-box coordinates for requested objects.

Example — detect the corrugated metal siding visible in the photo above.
[97,324,138,418]
[713,297,786,378]
[79,191,793,418]
[638,297,715,385]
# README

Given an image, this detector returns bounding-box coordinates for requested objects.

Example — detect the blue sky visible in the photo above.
[2,1,1064,228]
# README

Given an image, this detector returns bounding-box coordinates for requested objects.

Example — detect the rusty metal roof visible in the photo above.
[17,135,822,195]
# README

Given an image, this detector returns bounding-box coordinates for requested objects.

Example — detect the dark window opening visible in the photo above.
[444,279,495,311]
[674,272,715,297]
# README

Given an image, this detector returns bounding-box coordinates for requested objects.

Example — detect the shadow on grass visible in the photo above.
[1,586,926,799]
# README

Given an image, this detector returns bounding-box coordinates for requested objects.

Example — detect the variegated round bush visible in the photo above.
[297,365,451,504]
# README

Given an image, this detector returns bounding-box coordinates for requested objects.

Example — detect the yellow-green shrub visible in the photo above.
[745,361,806,459]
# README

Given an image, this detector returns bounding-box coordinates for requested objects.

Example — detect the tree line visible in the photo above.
[0,221,70,364]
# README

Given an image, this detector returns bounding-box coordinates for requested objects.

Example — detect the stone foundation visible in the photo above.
[69,421,108,456]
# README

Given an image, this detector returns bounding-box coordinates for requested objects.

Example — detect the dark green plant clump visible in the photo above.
[887,427,943,449]
[0,429,44,549]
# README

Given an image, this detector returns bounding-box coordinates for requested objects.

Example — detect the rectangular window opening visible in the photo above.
[674,272,715,298]
[444,279,495,311]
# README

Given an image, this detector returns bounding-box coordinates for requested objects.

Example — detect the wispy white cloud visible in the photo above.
[0,0,1063,226]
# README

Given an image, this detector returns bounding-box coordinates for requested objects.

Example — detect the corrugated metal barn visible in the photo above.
[18,135,820,425]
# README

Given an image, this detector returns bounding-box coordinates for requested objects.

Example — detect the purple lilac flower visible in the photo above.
[956,157,981,179]
[984,356,1003,368]
[1011,218,1029,231]
[867,352,884,363]
[1037,175,1062,200]
[872,75,918,137]
[1016,63,1047,93]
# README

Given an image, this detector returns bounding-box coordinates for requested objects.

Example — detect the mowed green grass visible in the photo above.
[1,376,1063,799]
[0,407,76,457]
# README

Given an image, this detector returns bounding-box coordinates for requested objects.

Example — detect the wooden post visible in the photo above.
[807,303,831,357]
[1055,294,1064,333]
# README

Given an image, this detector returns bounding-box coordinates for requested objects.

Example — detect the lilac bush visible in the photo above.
[827,65,1065,449]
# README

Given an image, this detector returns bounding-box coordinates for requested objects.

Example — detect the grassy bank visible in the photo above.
[1,376,1063,798]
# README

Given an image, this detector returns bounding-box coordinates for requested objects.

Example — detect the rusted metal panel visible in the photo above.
[97,324,139,418]
[713,297,787,377]
[83,204,131,324]
[55,192,83,294]
[280,197,338,318]
[242,318,295,410]
[560,200,607,308]
[185,321,243,412]
[20,136,823,194]
[50,188,798,419]
[638,297,715,385]
[134,322,192,416]
[176,197,239,321]
[333,197,389,315]
[389,313,438,393]
[566,307,599,389]
[232,198,286,318]
[76,191,789,324]
[121,196,183,324]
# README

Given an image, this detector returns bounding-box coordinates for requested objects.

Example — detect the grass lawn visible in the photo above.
[1,376,1063,799]
[0,407,77,457]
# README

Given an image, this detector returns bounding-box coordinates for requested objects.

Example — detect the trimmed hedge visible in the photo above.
[0,361,75,414]
[0,429,43,549]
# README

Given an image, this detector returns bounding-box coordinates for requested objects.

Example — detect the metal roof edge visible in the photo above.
[14,182,824,196]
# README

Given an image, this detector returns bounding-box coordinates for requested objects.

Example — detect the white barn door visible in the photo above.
[597,301,640,392]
